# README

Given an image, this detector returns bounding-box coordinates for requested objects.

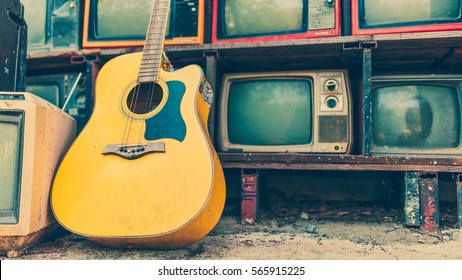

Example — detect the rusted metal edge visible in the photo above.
[419,172,440,232]
[241,169,259,225]
[404,172,421,227]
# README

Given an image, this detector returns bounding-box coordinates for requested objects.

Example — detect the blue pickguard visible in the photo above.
[144,81,186,142]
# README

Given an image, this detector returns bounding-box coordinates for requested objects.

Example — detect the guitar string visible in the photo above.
[120,85,134,147]
[138,81,156,147]
[122,83,141,147]
[136,5,168,148]
[124,1,169,149]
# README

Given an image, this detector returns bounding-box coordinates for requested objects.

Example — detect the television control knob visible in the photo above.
[325,96,339,109]
[324,79,339,92]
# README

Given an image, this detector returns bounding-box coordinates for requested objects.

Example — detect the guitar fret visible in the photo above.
[141,58,162,63]
[140,60,161,63]
[139,64,160,68]
[139,65,160,68]
[139,67,160,70]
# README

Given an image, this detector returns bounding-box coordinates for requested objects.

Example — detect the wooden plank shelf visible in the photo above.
[25,31,462,72]
[218,153,462,172]
[165,31,462,71]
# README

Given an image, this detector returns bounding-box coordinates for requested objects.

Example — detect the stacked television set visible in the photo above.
[82,0,205,48]
[20,0,462,51]
[211,0,341,44]
[364,74,462,156]
[0,92,76,256]
[349,1,462,157]
[217,70,352,154]
[22,0,81,54]
[26,71,93,133]
[350,0,462,35]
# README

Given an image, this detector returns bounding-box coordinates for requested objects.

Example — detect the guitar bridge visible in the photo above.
[102,142,165,159]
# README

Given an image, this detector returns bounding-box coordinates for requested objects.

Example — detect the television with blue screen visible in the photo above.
[351,0,462,35]
[21,0,81,54]
[368,74,462,156]
[212,0,340,44]
[82,0,205,48]
[218,71,352,154]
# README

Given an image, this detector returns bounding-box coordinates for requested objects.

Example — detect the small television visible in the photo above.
[21,0,81,54]
[0,92,75,257]
[218,70,352,154]
[351,0,462,36]
[212,0,340,44]
[367,74,462,156]
[82,0,205,48]
[26,72,92,133]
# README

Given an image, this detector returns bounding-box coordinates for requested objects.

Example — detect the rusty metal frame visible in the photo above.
[419,172,439,231]
[241,169,259,225]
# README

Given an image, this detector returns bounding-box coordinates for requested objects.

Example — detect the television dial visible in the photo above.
[325,96,339,109]
[323,78,339,92]
[325,0,335,7]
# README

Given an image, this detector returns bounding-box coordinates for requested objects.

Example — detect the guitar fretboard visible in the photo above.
[138,0,171,83]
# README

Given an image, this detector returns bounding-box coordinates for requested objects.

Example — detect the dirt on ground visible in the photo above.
[2,200,461,260]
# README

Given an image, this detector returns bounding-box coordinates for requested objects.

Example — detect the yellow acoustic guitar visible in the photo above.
[51,0,226,249]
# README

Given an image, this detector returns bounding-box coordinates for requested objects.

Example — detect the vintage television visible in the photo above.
[21,0,81,54]
[26,72,92,133]
[366,74,462,156]
[351,0,462,36]
[218,70,352,154]
[212,0,340,44]
[82,0,205,48]
[0,92,75,257]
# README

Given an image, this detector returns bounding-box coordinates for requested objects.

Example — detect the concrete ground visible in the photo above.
[2,201,461,260]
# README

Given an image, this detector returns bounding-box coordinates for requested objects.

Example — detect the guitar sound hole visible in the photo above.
[127,82,163,114]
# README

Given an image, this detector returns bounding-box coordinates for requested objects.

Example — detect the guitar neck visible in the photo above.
[138,0,171,84]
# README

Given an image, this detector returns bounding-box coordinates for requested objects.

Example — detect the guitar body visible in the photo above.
[51,52,226,249]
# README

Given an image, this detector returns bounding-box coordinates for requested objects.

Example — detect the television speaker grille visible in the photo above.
[318,115,347,143]
[52,16,77,48]
[309,0,335,30]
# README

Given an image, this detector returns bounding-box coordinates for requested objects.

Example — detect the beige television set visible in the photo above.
[0,92,76,257]
[217,70,352,154]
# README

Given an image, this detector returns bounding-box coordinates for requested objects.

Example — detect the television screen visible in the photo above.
[22,0,81,54]
[25,84,60,106]
[22,0,47,48]
[370,75,462,155]
[96,0,151,40]
[83,0,205,48]
[0,112,23,224]
[218,71,352,154]
[212,0,340,44]
[352,0,462,35]
[228,79,312,146]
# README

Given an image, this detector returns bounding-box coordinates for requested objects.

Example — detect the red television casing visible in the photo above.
[211,0,341,44]
[351,0,462,36]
